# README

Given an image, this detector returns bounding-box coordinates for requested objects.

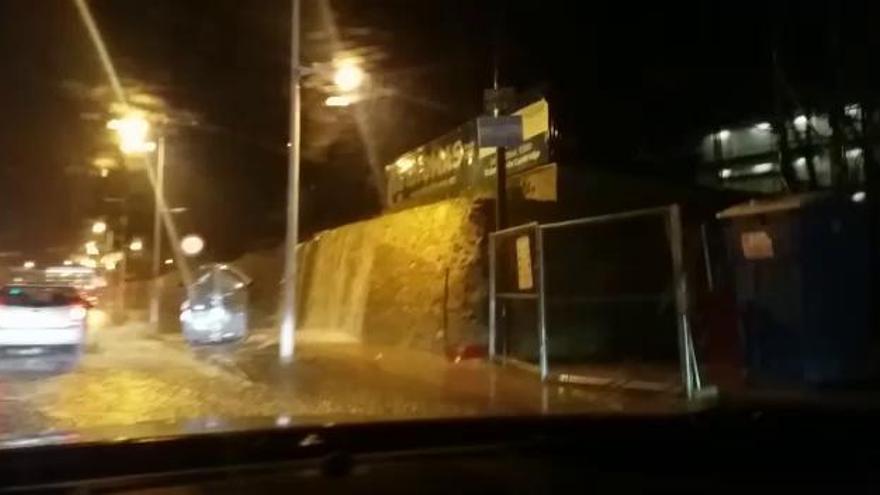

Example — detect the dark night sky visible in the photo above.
[0,0,876,259]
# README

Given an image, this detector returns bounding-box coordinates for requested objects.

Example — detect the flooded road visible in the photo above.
[0,312,688,442]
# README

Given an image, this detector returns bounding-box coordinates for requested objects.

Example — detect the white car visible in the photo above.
[180,264,250,345]
[0,284,89,358]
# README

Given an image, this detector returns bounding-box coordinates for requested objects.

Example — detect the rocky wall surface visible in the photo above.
[294,198,490,354]
[136,198,491,356]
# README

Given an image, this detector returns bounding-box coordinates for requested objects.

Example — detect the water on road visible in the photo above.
[0,313,687,442]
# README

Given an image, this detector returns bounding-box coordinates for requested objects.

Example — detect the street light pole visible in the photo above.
[116,204,129,324]
[279,0,301,363]
[149,136,166,327]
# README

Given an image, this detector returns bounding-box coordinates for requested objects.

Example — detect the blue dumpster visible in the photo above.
[718,192,872,386]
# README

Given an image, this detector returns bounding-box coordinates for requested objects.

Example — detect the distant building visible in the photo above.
[697,104,866,193]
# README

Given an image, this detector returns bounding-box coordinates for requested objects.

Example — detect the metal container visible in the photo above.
[718,192,871,386]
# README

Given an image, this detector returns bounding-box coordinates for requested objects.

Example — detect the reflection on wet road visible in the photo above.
[0,311,687,440]
[0,314,282,435]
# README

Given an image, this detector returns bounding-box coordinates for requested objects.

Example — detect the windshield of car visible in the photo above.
[1,286,81,308]
[0,0,875,452]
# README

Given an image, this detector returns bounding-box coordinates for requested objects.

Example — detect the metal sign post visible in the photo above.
[667,204,702,398]
[149,136,166,328]
[496,146,508,230]
[488,234,497,361]
[478,114,523,231]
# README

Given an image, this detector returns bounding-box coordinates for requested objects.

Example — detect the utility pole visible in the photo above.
[491,0,508,231]
[279,0,301,363]
[493,66,508,231]
[827,2,847,188]
[115,210,129,325]
[771,47,797,191]
[149,136,166,327]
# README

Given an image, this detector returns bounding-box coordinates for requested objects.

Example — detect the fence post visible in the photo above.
[668,204,700,398]
[488,234,497,361]
[536,225,549,381]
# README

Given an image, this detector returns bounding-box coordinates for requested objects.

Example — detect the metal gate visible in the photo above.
[488,205,704,398]
[488,222,547,376]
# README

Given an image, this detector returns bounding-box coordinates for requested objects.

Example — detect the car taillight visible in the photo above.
[69,305,87,320]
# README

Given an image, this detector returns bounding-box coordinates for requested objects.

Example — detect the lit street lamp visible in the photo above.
[180,234,204,257]
[323,60,367,108]
[107,113,156,154]
[108,110,167,328]
[281,2,368,363]
[332,61,365,93]
[22,260,35,269]
[91,220,107,235]
[129,238,144,252]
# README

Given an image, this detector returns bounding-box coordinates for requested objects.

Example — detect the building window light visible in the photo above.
[719,163,775,179]
[846,148,863,160]
[751,162,775,174]
[845,104,862,120]
[395,156,415,173]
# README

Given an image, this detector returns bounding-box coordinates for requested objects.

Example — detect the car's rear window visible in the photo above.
[0,286,80,307]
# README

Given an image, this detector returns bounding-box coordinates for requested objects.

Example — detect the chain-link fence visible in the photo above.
[489,205,703,397]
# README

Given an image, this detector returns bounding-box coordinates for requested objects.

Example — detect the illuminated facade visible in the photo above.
[698,104,866,193]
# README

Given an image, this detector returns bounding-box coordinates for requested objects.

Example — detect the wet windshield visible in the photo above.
[0,0,875,449]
